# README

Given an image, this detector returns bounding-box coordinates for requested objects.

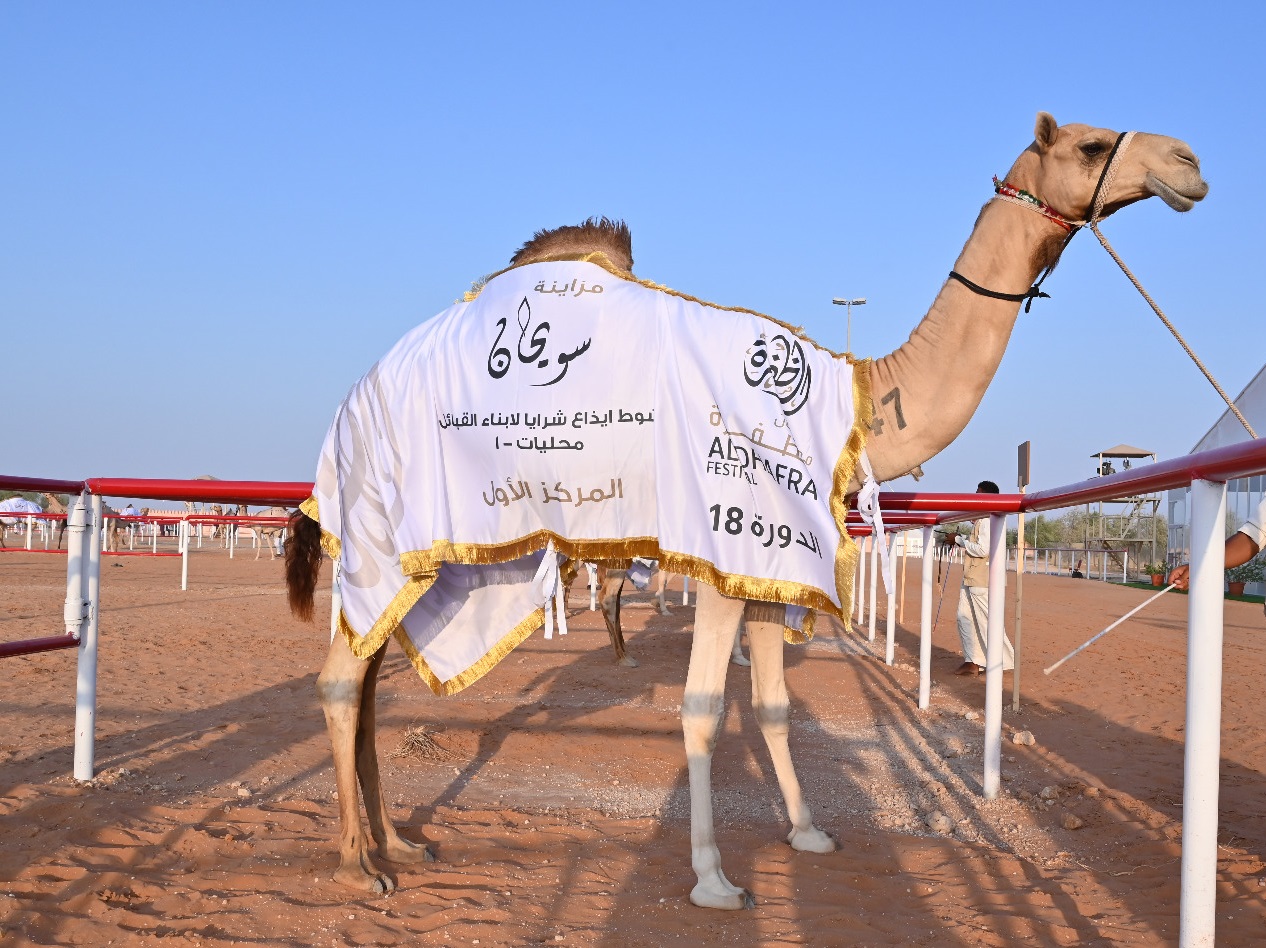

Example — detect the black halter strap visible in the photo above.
[950,131,1130,313]
[946,270,1051,312]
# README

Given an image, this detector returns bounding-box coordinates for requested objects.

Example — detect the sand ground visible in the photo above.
[1,546,1265,946]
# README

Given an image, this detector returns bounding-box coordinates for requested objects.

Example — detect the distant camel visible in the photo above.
[247,507,292,560]
[591,563,747,667]
[42,493,123,552]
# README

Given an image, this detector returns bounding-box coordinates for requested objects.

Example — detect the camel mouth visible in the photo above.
[1146,172,1209,212]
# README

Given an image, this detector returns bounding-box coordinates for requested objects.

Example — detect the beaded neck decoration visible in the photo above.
[992,176,1084,232]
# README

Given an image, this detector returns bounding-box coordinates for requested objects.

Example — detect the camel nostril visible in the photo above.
[1175,149,1199,168]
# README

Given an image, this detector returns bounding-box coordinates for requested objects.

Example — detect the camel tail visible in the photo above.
[284,510,323,623]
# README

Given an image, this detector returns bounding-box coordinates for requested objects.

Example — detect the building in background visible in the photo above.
[1168,363,1266,595]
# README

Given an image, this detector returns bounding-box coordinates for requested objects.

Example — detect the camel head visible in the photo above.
[1008,112,1208,226]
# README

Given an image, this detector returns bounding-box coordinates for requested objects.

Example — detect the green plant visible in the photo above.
[1144,562,1167,576]
[1226,552,1266,584]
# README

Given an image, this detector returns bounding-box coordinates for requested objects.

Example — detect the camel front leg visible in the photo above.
[746,616,835,854]
[599,570,638,667]
[683,584,752,909]
[316,635,397,895]
[355,644,434,867]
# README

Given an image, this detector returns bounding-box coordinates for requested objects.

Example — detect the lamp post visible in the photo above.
[831,297,867,352]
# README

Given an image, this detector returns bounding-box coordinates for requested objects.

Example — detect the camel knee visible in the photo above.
[754,701,790,736]
[681,696,725,754]
[317,640,376,713]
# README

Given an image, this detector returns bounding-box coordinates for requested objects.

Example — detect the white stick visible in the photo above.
[1043,583,1177,675]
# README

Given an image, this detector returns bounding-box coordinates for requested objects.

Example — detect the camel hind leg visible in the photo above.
[599,570,638,667]
[745,608,835,854]
[355,642,432,867]
[316,635,431,895]
[653,569,671,615]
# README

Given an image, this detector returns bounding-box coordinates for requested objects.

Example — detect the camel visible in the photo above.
[208,504,226,540]
[247,506,291,560]
[588,562,748,667]
[286,113,1207,908]
[41,493,123,553]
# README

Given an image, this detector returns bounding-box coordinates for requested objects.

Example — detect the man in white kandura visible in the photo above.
[1171,492,1266,610]
[954,479,1015,676]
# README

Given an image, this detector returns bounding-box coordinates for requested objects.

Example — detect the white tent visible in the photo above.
[1168,363,1266,590]
[0,496,43,527]
[0,497,43,515]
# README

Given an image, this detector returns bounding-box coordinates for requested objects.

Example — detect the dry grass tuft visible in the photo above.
[389,725,459,763]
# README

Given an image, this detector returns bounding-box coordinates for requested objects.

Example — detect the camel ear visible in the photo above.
[1034,112,1059,151]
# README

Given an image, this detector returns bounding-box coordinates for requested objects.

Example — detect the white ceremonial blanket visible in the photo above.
[304,257,872,694]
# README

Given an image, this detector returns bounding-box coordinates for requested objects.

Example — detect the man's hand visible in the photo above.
[1170,534,1260,592]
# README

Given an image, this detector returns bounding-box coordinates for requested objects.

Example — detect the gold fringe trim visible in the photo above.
[394,606,546,697]
[461,252,857,361]
[657,550,842,621]
[401,533,659,577]
[347,535,847,690]
[783,610,817,646]
[298,495,343,560]
[828,359,872,621]
[338,571,437,661]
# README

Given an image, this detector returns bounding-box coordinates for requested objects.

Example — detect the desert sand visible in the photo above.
[2,546,1265,947]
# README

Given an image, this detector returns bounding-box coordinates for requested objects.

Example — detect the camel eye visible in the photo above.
[1080,141,1107,158]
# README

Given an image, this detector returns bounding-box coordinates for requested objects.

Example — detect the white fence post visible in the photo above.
[62,494,89,637]
[855,535,867,626]
[73,493,103,781]
[867,532,879,643]
[1180,479,1226,947]
[885,533,896,665]
[919,527,934,709]
[982,512,1006,799]
[181,520,190,591]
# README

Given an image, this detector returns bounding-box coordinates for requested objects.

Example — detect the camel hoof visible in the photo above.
[689,884,754,910]
[788,826,836,854]
[334,868,395,895]
[618,655,640,668]
[730,654,751,667]
[373,874,396,896]
[380,837,434,865]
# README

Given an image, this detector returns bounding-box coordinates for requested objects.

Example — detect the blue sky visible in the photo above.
[4,3,1263,502]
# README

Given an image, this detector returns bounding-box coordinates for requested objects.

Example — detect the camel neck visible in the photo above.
[950,197,1069,303]
[861,193,1071,485]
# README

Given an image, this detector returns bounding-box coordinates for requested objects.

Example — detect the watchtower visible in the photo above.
[1086,444,1161,576]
